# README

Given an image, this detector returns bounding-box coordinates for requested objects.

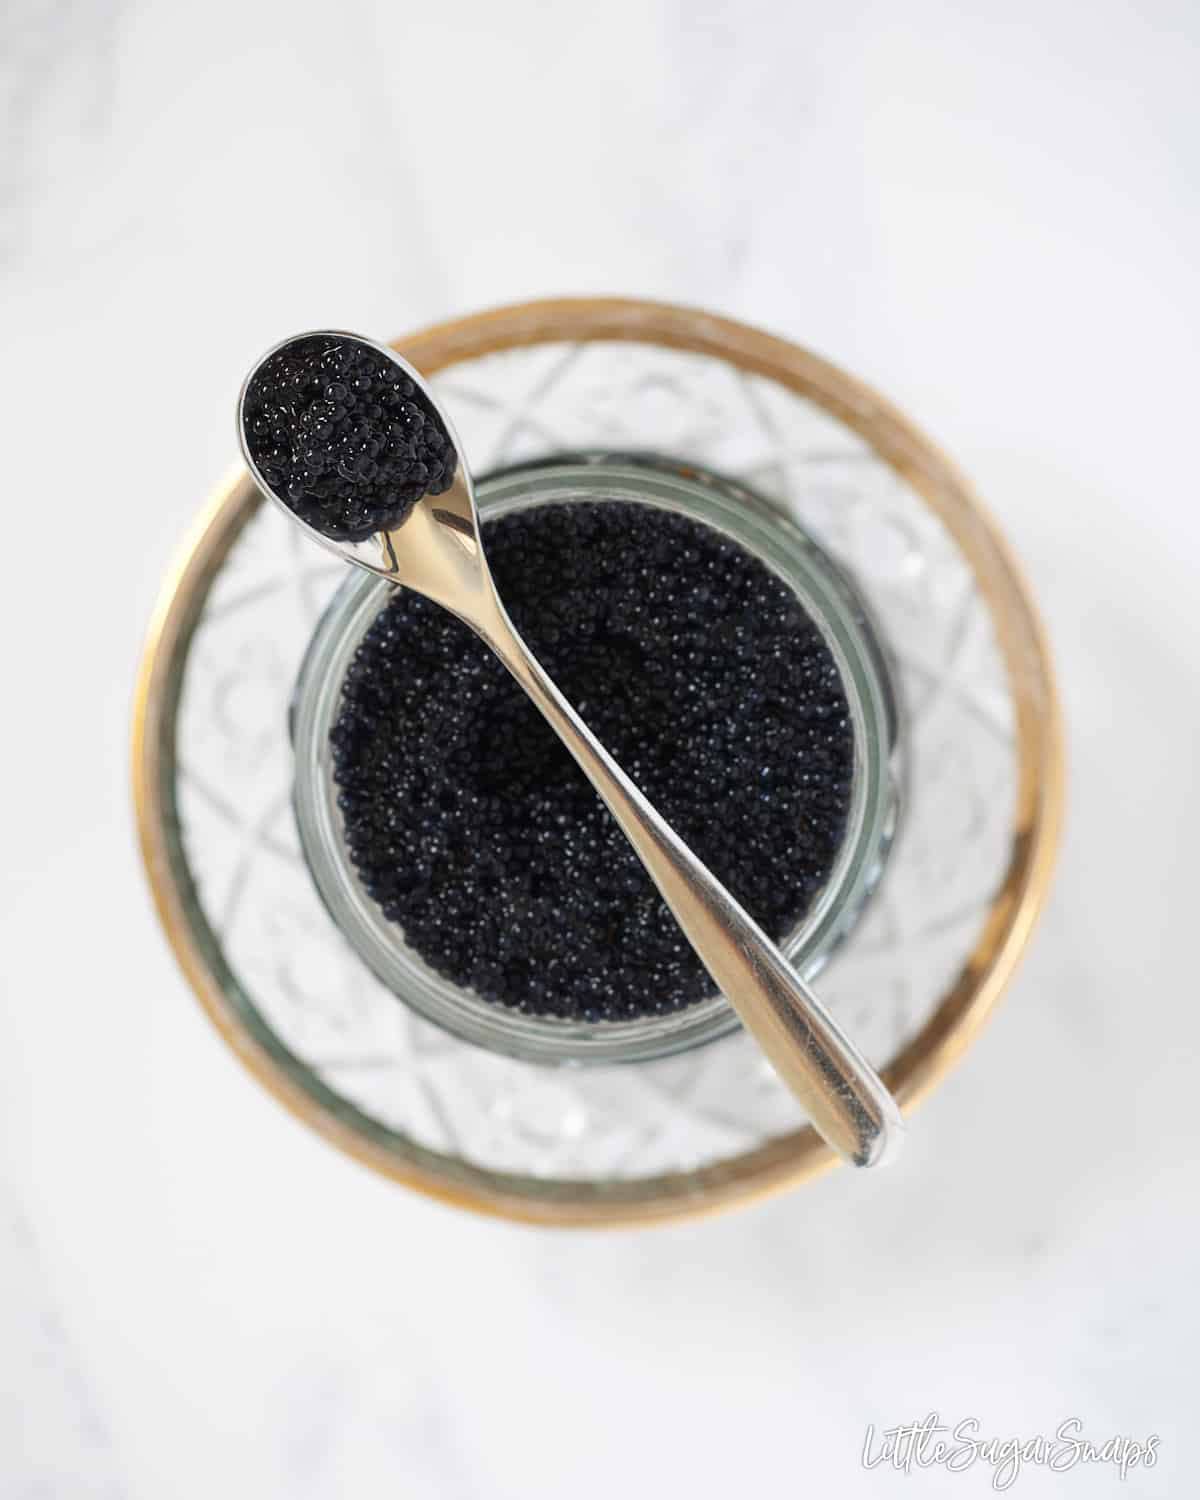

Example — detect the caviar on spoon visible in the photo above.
[238,330,903,1169]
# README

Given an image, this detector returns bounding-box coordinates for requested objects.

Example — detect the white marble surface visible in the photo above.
[1,1,1197,1494]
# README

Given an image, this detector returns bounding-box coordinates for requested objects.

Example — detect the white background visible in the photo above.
[2,1,1197,1495]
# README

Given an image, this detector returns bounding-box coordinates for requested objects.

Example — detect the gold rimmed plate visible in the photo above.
[132,299,1063,1227]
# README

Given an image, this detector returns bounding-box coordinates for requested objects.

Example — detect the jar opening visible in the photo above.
[290,456,901,1065]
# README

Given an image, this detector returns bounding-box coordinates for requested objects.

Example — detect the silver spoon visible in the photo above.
[238,330,903,1168]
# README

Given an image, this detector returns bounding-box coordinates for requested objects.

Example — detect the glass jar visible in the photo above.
[290,456,902,1065]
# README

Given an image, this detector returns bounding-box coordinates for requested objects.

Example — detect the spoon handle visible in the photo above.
[478,603,903,1168]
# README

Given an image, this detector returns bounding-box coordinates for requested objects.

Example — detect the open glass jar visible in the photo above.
[290,455,902,1066]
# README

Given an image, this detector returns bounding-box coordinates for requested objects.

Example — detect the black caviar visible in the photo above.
[242,334,456,541]
[331,501,854,1021]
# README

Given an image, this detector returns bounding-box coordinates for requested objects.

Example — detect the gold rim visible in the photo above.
[132,298,1065,1228]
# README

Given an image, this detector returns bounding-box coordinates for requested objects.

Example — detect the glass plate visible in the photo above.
[133,300,1062,1225]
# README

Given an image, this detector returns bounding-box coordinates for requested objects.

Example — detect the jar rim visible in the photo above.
[289,455,901,1065]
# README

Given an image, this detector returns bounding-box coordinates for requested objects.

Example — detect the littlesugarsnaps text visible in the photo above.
[861,1414,1158,1489]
